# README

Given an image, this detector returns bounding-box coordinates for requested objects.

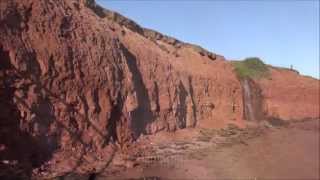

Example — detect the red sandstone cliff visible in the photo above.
[0,0,319,178]
[257,67,319,120]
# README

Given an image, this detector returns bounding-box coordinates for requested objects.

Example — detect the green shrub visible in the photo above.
[232,57,269,79]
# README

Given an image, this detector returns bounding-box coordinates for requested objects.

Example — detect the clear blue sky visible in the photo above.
[97,0,319,79]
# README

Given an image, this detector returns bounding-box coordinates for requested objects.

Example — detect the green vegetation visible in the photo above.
[232,57,270,79]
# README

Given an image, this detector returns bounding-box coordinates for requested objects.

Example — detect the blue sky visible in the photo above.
[97,0,319,79]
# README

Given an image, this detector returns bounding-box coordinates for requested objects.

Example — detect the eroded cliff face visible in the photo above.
[0,0,319,178]
[114,21,244,132]
[0,0,137,177]
[256,68,319,121]
[0,0,243,177]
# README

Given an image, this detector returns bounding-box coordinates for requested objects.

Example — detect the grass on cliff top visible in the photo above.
[232,57,270,79]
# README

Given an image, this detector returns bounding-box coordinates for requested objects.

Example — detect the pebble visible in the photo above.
[2,160,9,164]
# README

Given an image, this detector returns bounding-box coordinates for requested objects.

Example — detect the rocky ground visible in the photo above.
[48,118,319,180]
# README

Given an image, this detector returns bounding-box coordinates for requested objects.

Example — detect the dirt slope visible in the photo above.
[0,0,319,179]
